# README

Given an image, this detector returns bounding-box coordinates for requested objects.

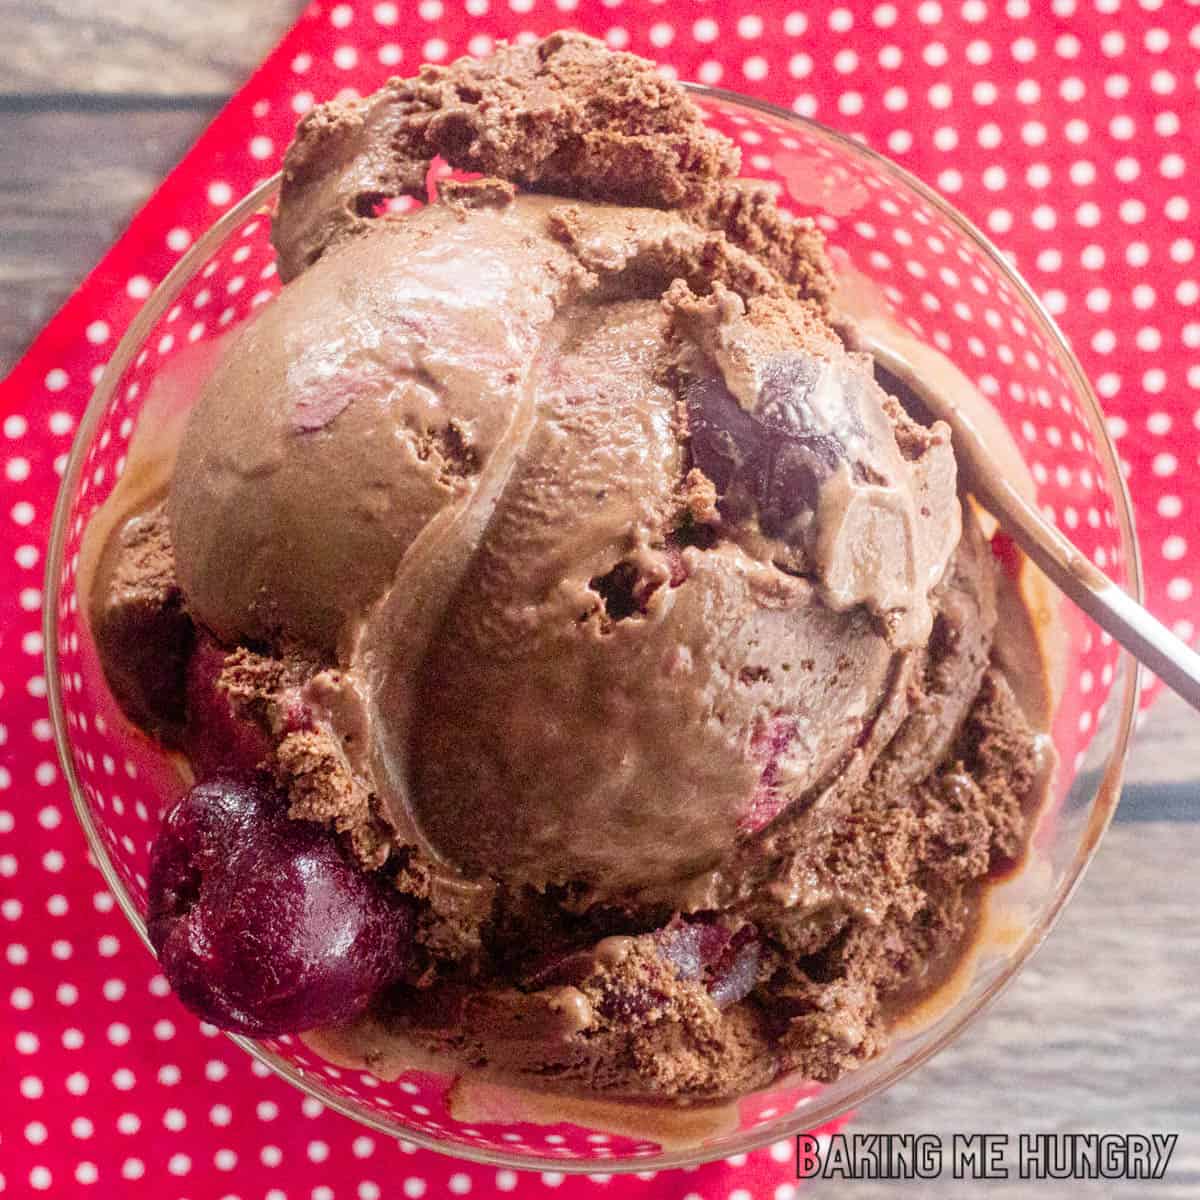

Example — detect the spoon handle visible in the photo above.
[971,471,1200,714]
[860,327,1200,714]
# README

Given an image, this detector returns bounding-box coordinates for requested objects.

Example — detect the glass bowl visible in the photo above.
[45,86,1140,1172]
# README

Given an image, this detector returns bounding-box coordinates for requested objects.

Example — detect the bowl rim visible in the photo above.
[44,84,1142,1174]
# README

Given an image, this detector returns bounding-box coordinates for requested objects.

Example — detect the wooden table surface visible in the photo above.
[4,3,1197,1195]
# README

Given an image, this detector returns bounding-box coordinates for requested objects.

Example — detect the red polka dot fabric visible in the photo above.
[2,1,1196,1195]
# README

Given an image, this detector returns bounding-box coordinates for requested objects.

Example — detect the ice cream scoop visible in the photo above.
[170,187,962,897]
[87,33,1058,1103]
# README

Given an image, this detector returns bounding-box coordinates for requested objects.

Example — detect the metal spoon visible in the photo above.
[858,323,1200,714]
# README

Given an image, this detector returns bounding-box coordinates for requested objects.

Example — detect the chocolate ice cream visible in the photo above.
[87,34,1052,1104]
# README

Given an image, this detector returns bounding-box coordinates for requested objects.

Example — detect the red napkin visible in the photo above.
[2,1,1196,1195]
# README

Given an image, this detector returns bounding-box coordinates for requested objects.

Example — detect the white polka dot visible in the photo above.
[1168,578,1192,602]
[1120,198,1147,225]
[743,56,769,81]
[1161,153,1186,180]
[1163,535,1187,561]
[1166,195,1190,222]
[778,52,814,87]
[1145,26,1170,52]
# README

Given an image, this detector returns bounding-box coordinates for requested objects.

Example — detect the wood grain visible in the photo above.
[0,0,297,372]
[1,109,217,371]
[799,708,1200,1195]
[804,821,1200,1198]
[0,0,300,97]
[1127,689,1197,788]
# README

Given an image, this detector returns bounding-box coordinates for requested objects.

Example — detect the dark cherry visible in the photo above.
[684,354,856,541]
[147,774,412,1038]
[743,714,799,834]
[654,918,732,982]
[708,927,763,1009]
[654,918,762,1009]
[181,636,274,779]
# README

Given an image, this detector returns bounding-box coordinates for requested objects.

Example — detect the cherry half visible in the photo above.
[684,354,852,542]
[655,918,762,1009]
[147,774,412,1038]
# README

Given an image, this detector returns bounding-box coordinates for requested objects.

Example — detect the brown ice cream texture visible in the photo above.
[92,33,1050,1103]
